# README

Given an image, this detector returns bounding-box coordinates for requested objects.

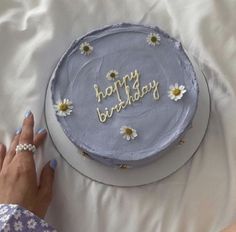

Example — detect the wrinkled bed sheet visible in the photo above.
[0,0,236,231]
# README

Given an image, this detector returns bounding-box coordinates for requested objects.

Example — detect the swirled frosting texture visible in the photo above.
[51,23,198,167]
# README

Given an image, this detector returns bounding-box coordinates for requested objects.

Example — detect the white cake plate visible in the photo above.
[44,54,210,187]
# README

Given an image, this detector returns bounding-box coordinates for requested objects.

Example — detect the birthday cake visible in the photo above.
[51,23,199,168]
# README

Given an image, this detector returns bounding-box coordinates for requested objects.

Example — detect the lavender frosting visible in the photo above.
[51,23,198,167]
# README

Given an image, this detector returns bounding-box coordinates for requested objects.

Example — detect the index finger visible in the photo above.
[15,111,35,162]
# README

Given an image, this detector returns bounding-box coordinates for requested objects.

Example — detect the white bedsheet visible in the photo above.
[0,0,236,231]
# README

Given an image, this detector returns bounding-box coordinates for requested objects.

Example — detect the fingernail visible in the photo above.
[36,128,47,134]
[15,127,22,135]
[50,159,57,170]
[24,110,32,118]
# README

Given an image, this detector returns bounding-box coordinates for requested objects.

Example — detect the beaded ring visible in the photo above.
[15,144,36,153]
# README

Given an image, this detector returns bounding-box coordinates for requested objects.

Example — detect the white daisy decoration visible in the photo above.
[14,209,22,220]
[0,206,8,215]
[168,83,187,101]
[3,223,10,232]
[146,32,161,46]
[0,215,10,222]
[14,221,23,231]
[120,126,138,141]
[23,209,34,217]
[54,98,73,117]
[106,70,119,81]
[40,220,49,227]
[79,42,93,55]
[27,219,37,229]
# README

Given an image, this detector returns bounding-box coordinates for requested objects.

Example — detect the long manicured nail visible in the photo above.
[15,127,22,135]
[24,110,32,118]
[36,128,47,134]
[50,159,57,170]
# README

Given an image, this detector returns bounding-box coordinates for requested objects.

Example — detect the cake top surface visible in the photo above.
[51,23,198,164]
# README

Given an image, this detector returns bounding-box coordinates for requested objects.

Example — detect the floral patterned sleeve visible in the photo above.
[0,204,57,232]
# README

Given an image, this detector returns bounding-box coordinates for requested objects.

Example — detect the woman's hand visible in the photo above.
[0,111,57,219]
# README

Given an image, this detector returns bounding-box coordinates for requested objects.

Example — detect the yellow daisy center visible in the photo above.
[83,45,90,52]
[125,128,133,136]
[151,36,157,43]
[172,88,181,96]
[59,103,69,111]
[110,72,116,78]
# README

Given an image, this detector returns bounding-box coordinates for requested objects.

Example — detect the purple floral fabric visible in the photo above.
[0,204,57,232]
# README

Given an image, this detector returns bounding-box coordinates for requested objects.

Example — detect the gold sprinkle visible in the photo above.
[119,164,129,169]
[178,139,185,145]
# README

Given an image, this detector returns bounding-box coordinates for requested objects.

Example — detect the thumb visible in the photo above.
[36,159,57,218]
